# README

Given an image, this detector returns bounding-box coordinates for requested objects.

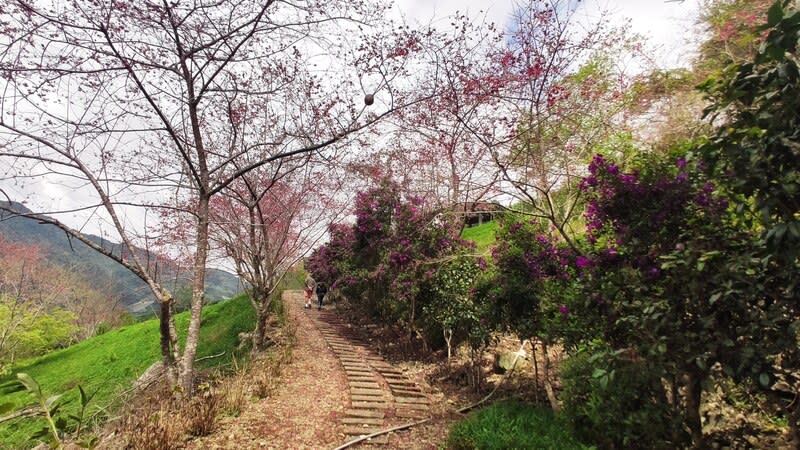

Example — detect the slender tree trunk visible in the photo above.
[180,194,210,393]
[541,342,560,413]
[158,297,178,385]
[252,294,271,351]
[408,297,416,344]
[685,370,704,449]
[531,339,540,403]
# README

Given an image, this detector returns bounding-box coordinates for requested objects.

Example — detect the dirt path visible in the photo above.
[189,291,453,449]
[189,291,349,449]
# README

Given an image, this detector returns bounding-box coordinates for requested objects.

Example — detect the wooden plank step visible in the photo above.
[346,373,374,379]
[345,409,384,418]
[390,388,425,396]
[349,381,381,389]
[394,396,429,404]
[343,365,371,371]
[351,401,390,409]
[375,369,404,375]
[341,417,384,425]
[375,370,404,377]
[392,402,428,410]
[396,409,429,419]
[351,388,385,396]
[385,378,414,385]
[352,394,388,402]
[347,377,375,383]
[345,369,373,375]
[346,372,373,378]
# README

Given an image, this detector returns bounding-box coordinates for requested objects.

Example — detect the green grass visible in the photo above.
[446,399,595,450]
[461,220,499,253]
[0,294,255,449]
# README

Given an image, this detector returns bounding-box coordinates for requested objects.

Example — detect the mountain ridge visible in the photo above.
[0,200,242,313]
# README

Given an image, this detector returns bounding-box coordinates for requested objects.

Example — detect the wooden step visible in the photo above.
[342,417,384,425]
[396,409,429,419]
[394,396,428,404]
[351,388,385,396]
[390,388,425,397]
[392,402,428,410]
[351,401,390,409]
[352,394,389,402]
[345,409,385,418]
[349,381,380,389]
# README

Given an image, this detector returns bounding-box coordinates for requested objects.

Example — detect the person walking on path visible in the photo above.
[304,275,316,308]
[315,281,328,310]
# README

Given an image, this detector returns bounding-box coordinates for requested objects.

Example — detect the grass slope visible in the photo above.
[461,221,498,253]
[447,399,594,450]
[0,294,255,449]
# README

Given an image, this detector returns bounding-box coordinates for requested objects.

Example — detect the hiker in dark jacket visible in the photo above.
[315,281,328,310]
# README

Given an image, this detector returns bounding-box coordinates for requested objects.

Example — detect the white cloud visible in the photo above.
[392,0,703,68]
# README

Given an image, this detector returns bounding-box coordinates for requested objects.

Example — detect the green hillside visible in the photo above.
[0,295,255,449]
[461,221,499,252]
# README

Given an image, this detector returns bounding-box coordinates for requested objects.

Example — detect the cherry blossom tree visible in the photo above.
[0,0,425,391]
[209,154,348,350]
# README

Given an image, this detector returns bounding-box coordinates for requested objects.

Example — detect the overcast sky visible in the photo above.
[392,0,703,68]
[1,0,705,242]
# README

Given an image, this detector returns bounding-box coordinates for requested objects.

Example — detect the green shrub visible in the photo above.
[560,343,674,449]
[446,399,593,450]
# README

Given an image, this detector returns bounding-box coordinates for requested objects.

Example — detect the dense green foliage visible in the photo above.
[446,399,593,450]
[560,342,673,449]
[307,179,475,344]
[0,294,255,449]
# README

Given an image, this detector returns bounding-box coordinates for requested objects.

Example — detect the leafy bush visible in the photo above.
[560,343,674,449]
[446,399,592,450]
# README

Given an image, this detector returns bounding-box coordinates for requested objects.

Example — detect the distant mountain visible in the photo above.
[0,201,242,313]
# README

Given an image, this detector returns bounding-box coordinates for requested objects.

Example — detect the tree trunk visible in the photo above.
[541,342,560,413]
[252,301,270,351]
[531,339,540,403]
[158,297,178,386]
[685,370,704,449]
[179,194,210,393]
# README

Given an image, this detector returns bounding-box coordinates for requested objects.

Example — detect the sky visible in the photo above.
[392,0,703,68]
[1,0,706,244]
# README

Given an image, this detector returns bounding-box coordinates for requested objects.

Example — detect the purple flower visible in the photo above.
[620,173,638,186]
[477,257,487,270]
[576,256,592,268]
[676,158,687,169]
[558,305,570,315]
[607,163,619,175]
